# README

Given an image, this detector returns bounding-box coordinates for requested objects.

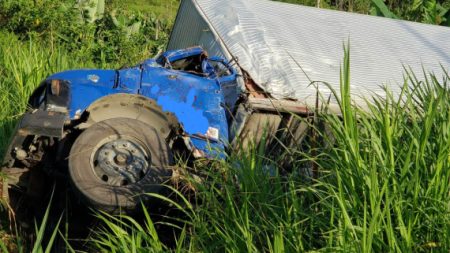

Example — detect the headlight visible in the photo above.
[50,79,60,96]
[46,79,70,112]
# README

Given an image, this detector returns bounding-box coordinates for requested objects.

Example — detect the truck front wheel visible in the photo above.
[69,118,172,212]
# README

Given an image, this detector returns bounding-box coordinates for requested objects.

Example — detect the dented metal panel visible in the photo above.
[117,67,141,92]
[140,62,228,156]
[47,69,136,119]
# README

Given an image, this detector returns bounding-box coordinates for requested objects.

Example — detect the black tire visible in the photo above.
[69,118,172,212]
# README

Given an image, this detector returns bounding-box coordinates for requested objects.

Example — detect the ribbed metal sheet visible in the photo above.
[168,0,209,51]
[168,0,228,59]
[171,0,450,108]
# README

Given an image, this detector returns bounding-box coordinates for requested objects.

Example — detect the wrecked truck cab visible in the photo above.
[1,46,238,212]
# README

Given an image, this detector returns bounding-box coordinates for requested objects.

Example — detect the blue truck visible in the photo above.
[0,44,308,213]
[0,46,264,211]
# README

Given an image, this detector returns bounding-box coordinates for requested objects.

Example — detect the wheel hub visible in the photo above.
[114,153,128,165]
[92,139,150,186]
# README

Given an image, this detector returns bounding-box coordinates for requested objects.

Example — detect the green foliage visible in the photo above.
[0,31,101,156]
[370,0,399,18]
[110,0,179,20]
[0,193,66,253]
[92,207,166,252]
[0,0,172,67]
[420,0,450,24]
[0,0,76,37]
[370,0,450,24]
[78,0,106,23]
[274,0,450,25]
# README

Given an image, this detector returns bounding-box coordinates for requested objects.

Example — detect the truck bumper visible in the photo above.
[17,110,67,138]
[2,110,67,167]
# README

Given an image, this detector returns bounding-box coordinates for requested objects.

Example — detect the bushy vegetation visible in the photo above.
[276,0,450,25]
[0,0,174,67]
[1,0,450,252]
[0,32,101,156]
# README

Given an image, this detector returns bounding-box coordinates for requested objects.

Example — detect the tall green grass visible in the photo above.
[90,46,450,252]
[91,205,167,252]
[0,31,106,157]
[311,47,450,251]
[1,33,449,252]
[0,31,104,251]
[0,192,69,253]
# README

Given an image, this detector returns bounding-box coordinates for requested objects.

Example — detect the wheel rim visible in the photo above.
[90,136,151,187]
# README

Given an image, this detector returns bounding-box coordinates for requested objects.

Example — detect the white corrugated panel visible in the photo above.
[171,0,450,108]
[168,0,227,59]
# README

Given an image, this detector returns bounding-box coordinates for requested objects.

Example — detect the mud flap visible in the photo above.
[17,110,67,138]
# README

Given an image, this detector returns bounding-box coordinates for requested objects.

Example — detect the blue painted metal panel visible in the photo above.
[66,85,134,119]
[47,69,137,119]
[118,67,141,92]
[140,64,229,146]
[48,69,116,88]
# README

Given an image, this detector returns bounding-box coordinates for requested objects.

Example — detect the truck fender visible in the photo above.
[78,93,180,139]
